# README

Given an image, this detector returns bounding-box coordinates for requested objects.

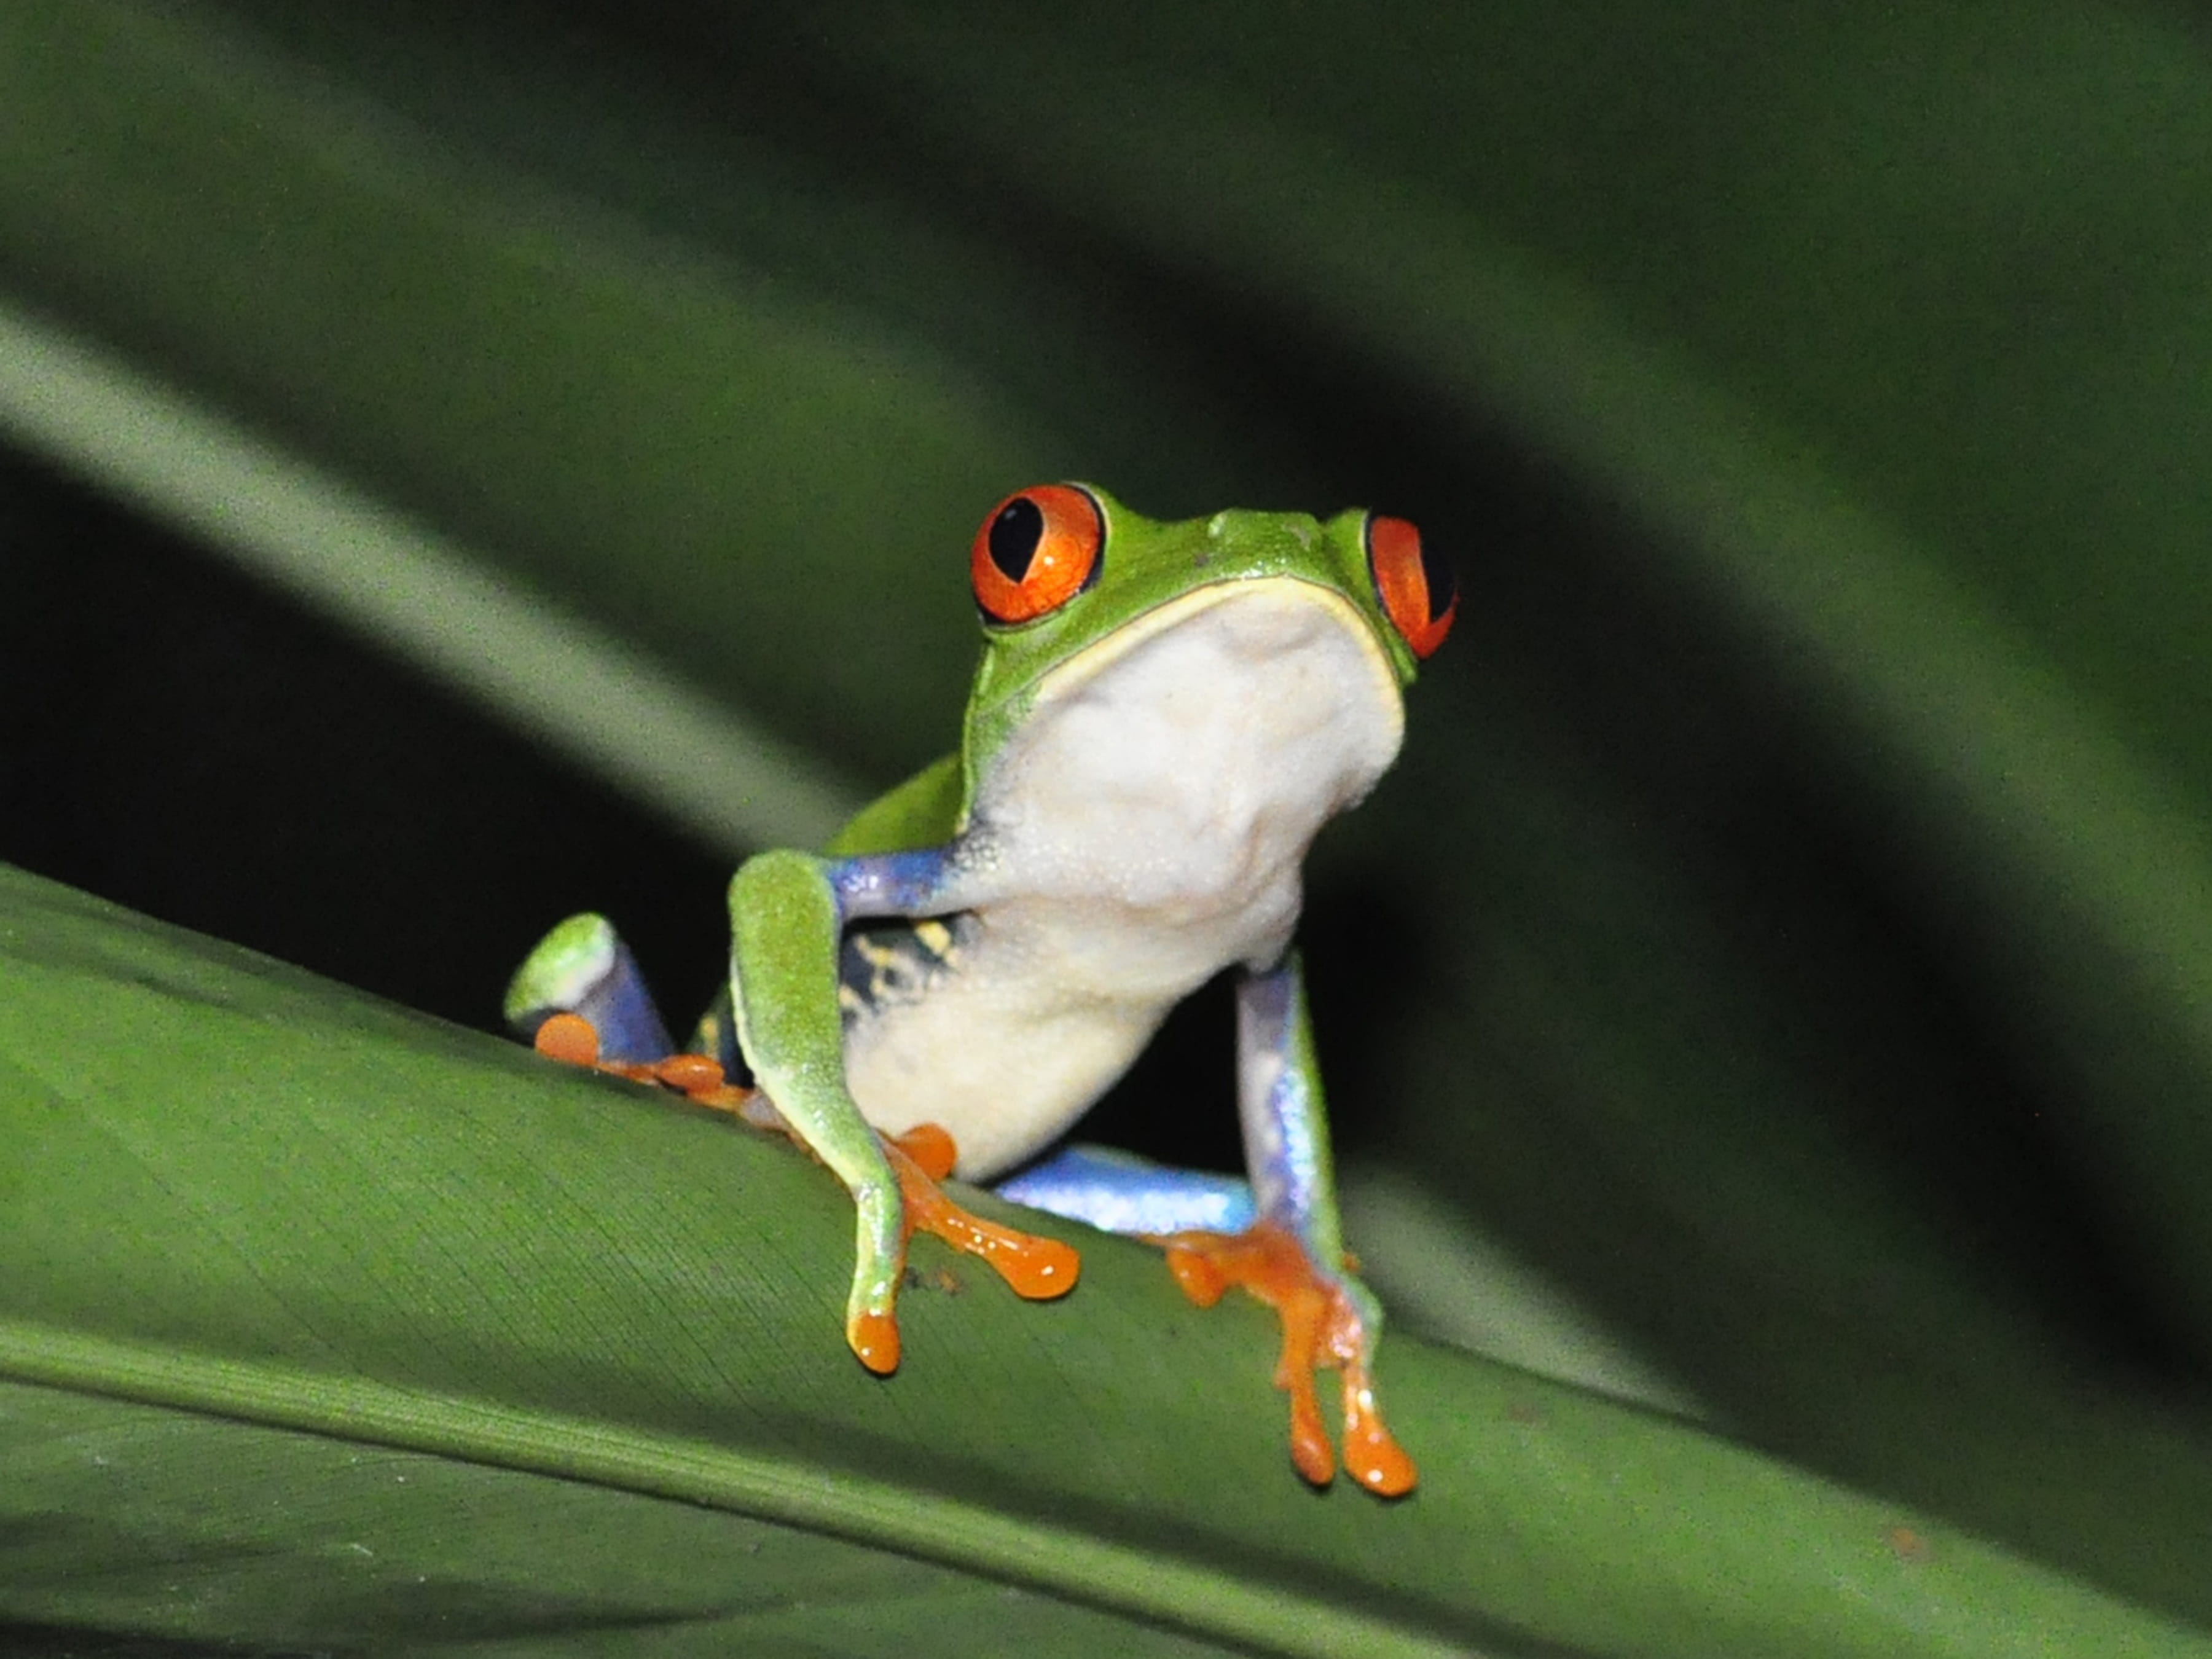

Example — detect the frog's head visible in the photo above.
[960,483,1455,783]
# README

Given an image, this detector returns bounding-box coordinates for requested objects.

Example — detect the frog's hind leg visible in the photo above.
[504,912,676,1063]
[506,911,761,1122]
[994,1145,1256,1237]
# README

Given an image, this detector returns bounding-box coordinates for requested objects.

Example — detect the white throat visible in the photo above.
[968,579,1405,976]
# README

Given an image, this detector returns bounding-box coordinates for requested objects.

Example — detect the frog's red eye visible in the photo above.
[971,485,1103,625]
[1366,514,1455,659]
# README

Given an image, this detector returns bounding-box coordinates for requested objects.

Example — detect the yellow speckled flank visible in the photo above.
[839,917,972,1020]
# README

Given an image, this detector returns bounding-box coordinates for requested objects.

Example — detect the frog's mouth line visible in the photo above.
[1022,575,1406,738]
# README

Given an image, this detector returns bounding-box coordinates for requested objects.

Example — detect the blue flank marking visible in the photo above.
[995,1145,1256,1237]
[830,848,952,918]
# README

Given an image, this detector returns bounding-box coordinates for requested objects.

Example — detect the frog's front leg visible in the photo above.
[1003,959,1416,1495]
[993,955,1414,1494]
[729,850,1079,1374]
[1148,954,1411,1495]
[1188,954,1416,1496]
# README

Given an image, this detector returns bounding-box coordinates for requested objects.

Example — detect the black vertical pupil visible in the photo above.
[988,497,1045,582]
[1418,537,1456,622]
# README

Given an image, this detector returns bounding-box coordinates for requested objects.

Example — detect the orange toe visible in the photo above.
[533,1014,764,1119]
[890,1121,959,1182]
[849,1308,902,1376]
[834,1126,1080,1379]
[653,1051,727,1093]
[884,1129,1081,1303]
[1340,1371,1418,1497]
[534,1011,602,1067]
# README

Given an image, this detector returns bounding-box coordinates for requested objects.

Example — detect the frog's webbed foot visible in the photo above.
[1159,1223,1416,1497]
[532,1011,776,1126]
[851,1124,1081,1373]
[531,1014,1078,1375]
[998,1145,1416,1496]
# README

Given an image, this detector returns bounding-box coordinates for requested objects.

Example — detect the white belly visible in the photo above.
[843,578,1404,1180]
[841,926,1169,1176]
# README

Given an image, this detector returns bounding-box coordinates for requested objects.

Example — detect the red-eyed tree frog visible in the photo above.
[505,484,1454,1496]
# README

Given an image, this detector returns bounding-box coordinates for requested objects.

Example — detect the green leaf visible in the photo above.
[2,861,2203,1657]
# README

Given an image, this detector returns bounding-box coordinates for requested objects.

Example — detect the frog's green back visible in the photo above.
[822,753,965,855]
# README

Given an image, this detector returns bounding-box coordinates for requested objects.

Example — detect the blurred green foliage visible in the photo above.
[6,1,2212,1652]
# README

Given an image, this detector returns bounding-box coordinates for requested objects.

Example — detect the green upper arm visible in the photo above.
[822,753,965,857]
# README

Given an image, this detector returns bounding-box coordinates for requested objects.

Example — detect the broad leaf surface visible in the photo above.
[2,864,2201,1657]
